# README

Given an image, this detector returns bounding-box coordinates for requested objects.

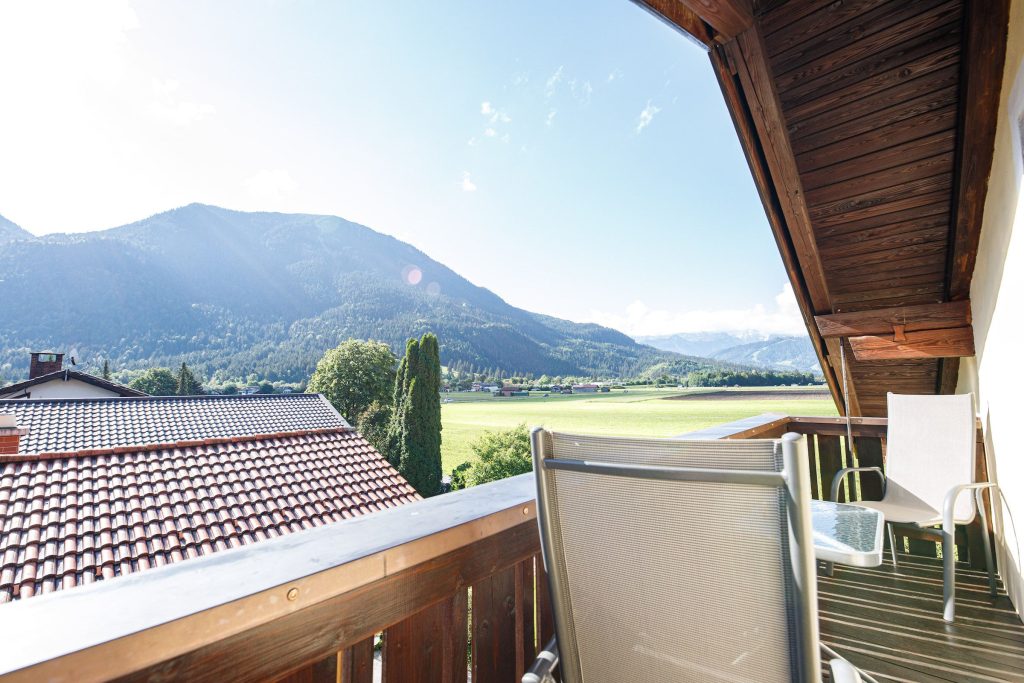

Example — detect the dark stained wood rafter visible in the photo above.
[947,0,1011,301]
[680,0,752,40]
[849,325,975,361]
[632,0,713,47]
[707,40,848,413]
[815,301,971,338]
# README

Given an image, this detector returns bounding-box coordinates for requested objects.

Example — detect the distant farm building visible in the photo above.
[493,385,527,397]
[572,383,599,393]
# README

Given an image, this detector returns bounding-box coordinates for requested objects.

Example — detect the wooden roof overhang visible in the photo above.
[634,0,1010,416]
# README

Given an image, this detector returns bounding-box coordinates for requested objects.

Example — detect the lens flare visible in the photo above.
[402,265,423,285]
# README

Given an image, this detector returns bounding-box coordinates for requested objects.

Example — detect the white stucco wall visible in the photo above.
[0,378,122,400]
[956,0,1024,619]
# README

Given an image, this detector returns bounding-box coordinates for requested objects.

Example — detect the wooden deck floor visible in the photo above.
[820,557,1024,682]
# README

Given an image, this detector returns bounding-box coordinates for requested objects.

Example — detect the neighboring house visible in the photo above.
[572,383,599,393]
[493,385,523,397]
[0,352,145,400]
[0,393,419,602]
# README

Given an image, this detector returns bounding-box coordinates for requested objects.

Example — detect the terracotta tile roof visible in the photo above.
[0,429,420,602]
[0,394,348,456]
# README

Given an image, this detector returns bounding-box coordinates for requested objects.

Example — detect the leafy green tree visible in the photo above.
[357,400,393,459]
[221,383,238,395]
[389,333,442,496]
[257,382,275,394]
[101,359,111,380]
[129,368,177,396]
[309,339,397,422]
[452,424,532,489]
[176,362,204,395]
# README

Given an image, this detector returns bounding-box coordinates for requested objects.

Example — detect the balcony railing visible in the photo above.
[0,414,1004,682]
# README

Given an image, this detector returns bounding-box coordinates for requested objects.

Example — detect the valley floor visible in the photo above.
[440,386,837,473]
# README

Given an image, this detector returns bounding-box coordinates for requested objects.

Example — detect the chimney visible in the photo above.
[29,351,64,379]
[0,415,26,456]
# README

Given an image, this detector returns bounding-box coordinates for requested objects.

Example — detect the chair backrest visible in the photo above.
[532,429,820,683]
[884,392,976,522]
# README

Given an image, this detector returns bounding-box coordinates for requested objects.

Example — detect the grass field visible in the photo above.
[440,387,837,474]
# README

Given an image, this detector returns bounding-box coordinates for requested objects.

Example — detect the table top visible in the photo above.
[810,499,885,567]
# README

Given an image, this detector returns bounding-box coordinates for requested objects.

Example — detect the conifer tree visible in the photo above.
[101,359,111,380]
[176,362,204,395]
[388,333,442,496]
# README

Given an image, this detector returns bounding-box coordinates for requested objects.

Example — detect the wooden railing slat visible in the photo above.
[817,435,845,502]
[383,590,467,683]
[514,558,536,680]
[340,639,374,683]
[276,653,339,683]
[853,436,885,501]
[472,565,519,683]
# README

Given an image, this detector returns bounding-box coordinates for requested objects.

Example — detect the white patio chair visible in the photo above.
[526,428,873,683]
[830,392,997,622]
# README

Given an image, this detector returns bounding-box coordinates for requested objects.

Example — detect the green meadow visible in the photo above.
[440,387,837,473]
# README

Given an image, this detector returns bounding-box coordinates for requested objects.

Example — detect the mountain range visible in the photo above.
[637,331,821,375]
[0,204,765,384]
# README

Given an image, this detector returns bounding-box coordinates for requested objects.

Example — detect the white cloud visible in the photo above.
[244,169,297,203]
[635,100,661,134]
[148,78,216,127]
[545,109,557,127]
[570,79,593,105]
[545,65,564,97]
[587,284,806,337]
[607,69,622,83]
[480,101,493,115]
[484,127,496,137]
[461,172,477,192]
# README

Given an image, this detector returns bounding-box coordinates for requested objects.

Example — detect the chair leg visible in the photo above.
[887,523,898,571]
[943,521,956,622]
[976,488,998,598]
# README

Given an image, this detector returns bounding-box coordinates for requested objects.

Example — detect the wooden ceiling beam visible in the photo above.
[849,326,975,361]
[632,0,713,48]
[677,0,753,40]
[947,0,1011,300]
[815,301,971,338]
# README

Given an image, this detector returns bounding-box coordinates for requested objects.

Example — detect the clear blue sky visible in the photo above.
[0,1,803,337]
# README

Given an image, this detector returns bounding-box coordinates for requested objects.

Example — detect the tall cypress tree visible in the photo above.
[101,359,111,380]
[389,333,442,496]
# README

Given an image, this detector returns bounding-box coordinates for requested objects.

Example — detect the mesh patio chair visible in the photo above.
[829,392,998,622]
[526,429,872,683]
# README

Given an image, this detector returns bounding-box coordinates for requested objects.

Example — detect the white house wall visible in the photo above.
[0,378,123,400]
[957,0,1024,620]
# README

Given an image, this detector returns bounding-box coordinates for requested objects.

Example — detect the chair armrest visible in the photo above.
[831,467,885,502]
[828,658,863,683]
[522,637,559,683]
[943,482,998,529]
